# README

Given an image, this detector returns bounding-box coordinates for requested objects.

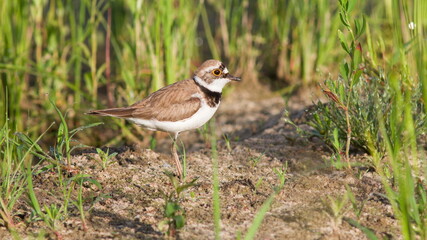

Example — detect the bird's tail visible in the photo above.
[86,107,135,118]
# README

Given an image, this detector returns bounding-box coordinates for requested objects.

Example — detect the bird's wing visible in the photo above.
[87,79,202,122]
[130,79,202,122]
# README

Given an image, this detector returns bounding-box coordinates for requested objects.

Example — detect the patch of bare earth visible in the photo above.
[1,87,399,239]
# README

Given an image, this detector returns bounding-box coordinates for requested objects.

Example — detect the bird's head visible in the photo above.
[193,59,241,92]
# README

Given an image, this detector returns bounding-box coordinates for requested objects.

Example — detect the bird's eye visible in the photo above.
[212,69,222,76]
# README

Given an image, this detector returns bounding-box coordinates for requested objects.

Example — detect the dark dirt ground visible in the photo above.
[1,86,399,239]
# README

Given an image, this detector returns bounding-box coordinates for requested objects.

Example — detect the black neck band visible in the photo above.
[193,77,222,107]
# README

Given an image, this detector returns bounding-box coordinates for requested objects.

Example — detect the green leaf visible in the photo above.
[337,29,345,43]
[15,132,44,154]
[339,13,350,28]
[340,62,349,80]
[96,148,103,155]
[352,69,363,86]
[354,19,361,36]
[176,178,198,196]
[164,171,180,191]
[57,123,65,144]
[353,43,363,68]
[26,163,42,217]
[83,177,102,189]
[165,202,179,217]
[49,98,68,137]
[338,84,345,100]
[69,122,103,138]
[333,128,340,150]
[35,164,56,175]
[338,30,350,55]
[355,16,367,39]
[68,174,102,189]
[174,215,185,229]
[70,144,91,154]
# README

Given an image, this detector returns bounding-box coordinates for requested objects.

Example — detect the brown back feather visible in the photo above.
[87,79,202,122]
[131,79,201,121]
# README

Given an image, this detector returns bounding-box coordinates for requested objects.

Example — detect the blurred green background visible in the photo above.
[0,0,419,145]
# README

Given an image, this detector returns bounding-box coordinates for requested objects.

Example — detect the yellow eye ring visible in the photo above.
[212,69,222,76]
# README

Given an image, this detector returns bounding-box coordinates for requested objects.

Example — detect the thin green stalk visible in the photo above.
[201,5,220,60]
[162,0,173,85]
[74,179,87,230]
[344,107,352,167]
[415,0,427,120]
[68,0,84,110]
[210,119,221,240]
[33,0,44,93]
[90,0,98,103]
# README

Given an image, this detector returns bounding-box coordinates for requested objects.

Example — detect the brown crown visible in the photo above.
[194,59,227,84]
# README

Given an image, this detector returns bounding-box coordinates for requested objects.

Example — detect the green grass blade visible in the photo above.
[345,218,379,240]
[243,193,275,240]
[26,162,42,217]
[210,119,221,240]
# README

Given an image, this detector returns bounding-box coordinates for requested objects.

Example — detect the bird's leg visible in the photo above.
[171,132,183,179]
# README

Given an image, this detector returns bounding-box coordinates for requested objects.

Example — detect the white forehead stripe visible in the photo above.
[205,66,220,73]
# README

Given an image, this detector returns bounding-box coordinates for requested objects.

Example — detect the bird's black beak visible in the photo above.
[227,74,241,81]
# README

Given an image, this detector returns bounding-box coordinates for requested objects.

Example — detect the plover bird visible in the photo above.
[87,59,241,178]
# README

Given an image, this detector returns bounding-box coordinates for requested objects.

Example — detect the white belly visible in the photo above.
[127,102,219,134]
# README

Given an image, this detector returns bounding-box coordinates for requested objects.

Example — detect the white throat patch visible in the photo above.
[193,76,230,93]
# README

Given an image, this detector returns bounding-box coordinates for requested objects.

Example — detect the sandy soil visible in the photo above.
[0,87,399,239]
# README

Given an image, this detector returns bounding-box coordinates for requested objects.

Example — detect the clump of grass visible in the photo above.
[17,98,102,168]
[49,98,103,167]
[95,148,118,170]
[0,100,103,238]
[310,0,425,164]
[0,117,36,237]
[249,152,265,168]
[21,101,103,236]
[312,0,427,238]
[324,192,349,228]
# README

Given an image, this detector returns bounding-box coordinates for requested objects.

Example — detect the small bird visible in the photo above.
[87,59,241,178]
